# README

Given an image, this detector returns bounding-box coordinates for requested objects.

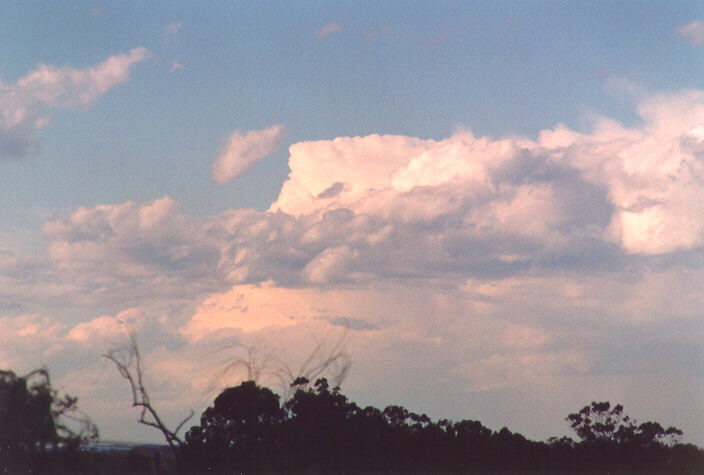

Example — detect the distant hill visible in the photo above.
[80,441,170,454]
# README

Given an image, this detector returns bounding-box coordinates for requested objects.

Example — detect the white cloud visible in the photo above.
[274,92,704,256]
[317,22,346,38]
[26,90,704,323]
[0,48,149,159]
[678,20,704,45]
[5,88,704,443]
[30,90,704,313]
[212,124,285,185]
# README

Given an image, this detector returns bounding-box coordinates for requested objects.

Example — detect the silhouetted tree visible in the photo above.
[181,388,704,473]
[565,401,700,472]
[567,401,684,448]
[184,381,284,471]
[567,401,633,443]
[0,368,97,455]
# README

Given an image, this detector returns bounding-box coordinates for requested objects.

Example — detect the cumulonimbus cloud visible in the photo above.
[8,88,704,444]
[32,89,704,310]
[212,124,285,185]
[0,47,150,159]
[272,91,704,256]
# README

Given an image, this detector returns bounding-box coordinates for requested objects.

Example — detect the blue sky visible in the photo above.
[4,0,703,220]
[2,1,704,444]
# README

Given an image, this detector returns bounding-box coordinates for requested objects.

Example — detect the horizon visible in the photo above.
[1,1,703,447]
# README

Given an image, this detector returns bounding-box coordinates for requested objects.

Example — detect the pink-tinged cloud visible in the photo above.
[317,22,346,38]
[32,90,704,320]
[34,91,704,312]
[212,124,285,185]
[181,281,322,340]
[67,308,145,343]
[678,20,704,45]
[0,47,150,159]
[164,22,182,37]
[8,88,704,445]
[13,47,149,108]
[272,92,704,255]
[0,314,65,369]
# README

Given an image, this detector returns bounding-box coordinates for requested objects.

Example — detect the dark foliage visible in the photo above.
[181,382,704,473]
[184,381,284,470]
[2,366,702,473]
[0,368,98,472]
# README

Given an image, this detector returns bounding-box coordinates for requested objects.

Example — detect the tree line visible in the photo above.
[1,365,703,473]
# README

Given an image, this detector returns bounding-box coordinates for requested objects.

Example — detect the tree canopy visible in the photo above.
[0,368,97,454]
[181,380,704,473]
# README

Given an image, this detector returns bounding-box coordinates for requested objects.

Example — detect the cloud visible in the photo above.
[181,281,321,341]
[212,125,285,185]
[6,88,704,444]
[66,308,145,343]
[677,20,704,45]
[317,22,346,38]
[29,90,704,313]
[170,60,184,72]
[455,349,590,392]
[0,47,149,159]
[0,314,77,375]
[273,92,704,256]
[163,22,182,43]
[26,90,704,319]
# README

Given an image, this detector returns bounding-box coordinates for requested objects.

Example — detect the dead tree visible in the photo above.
[103,330,193,457]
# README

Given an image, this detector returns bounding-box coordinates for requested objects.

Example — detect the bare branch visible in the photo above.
[213,340,283,385]
[103,329,193,457]
[284,325,352,391]
[210,325,352,402]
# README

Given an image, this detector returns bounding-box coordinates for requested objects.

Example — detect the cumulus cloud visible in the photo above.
[66,308,146,343]
[0,47,149,159]
[7,88,704,443]
[678,20,704,45]
[212,124,285,185]
[30,90,704,314]
[317,22,346,38]
[29,90,704,319]
[273,93,704,256]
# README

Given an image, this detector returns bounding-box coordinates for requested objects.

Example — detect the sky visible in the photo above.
[1,0,704,445]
